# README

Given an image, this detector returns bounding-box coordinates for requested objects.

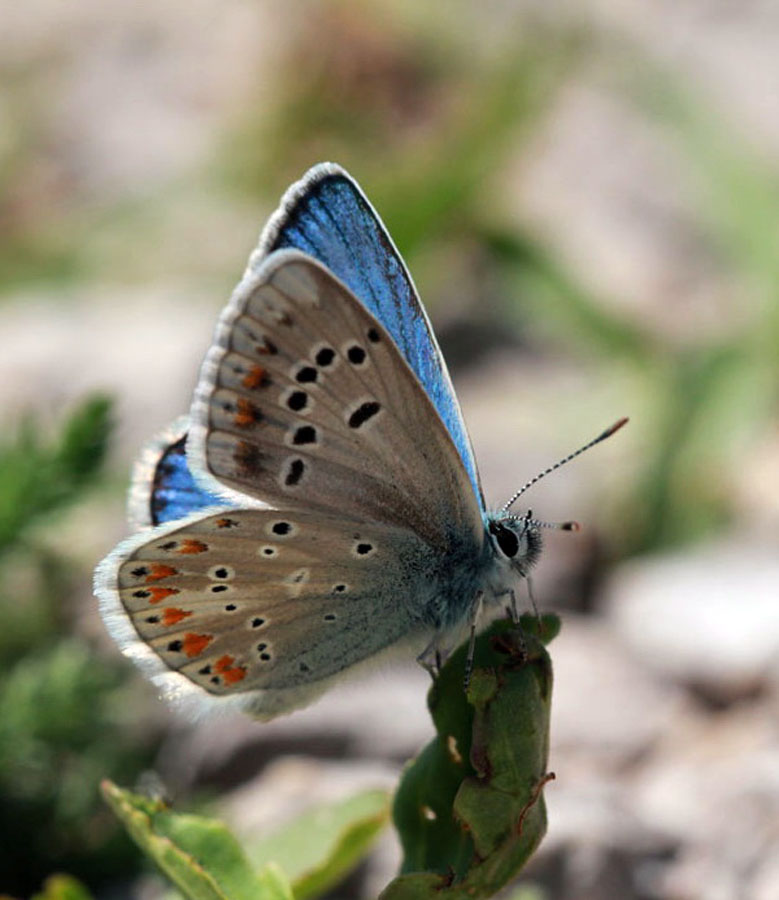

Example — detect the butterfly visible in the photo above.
[95,163,626,720]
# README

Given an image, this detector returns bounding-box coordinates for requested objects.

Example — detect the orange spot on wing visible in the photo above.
[234,397,262,428]
[178,539,208,555]
[146,564,178,582]
[182,632,213,657]
[216,518,238,528]
[214,654,247,684]
[242,365,268,390]
[147,587,180,605]
[162,607,192,626]
[223,667,247,684]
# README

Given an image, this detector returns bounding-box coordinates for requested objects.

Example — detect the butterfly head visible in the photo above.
[489,417,630,579]
[487,512,543,577]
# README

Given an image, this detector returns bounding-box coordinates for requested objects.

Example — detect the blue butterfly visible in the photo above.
[95,163,625,719]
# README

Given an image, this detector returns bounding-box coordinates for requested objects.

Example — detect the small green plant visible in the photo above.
[0,398,161,897]
[101,615,557,900]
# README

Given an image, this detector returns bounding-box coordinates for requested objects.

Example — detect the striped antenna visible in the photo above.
[500,417,628,513]
[505,509,581,532]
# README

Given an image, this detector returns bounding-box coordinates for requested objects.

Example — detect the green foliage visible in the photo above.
[102,781,290,900]
[0,627,157,894]
[0,395,112,557]
[102,781,390,900]
[249,789,389,900]
[382,616,557,900]
[27,874,95,900]
[0,398,160,896]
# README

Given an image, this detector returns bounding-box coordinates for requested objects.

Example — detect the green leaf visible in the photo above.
[28,875,94,900]
[255,864,296,900]
[250,789,390,900]
[382,616,558,900]
[101,781,291,900]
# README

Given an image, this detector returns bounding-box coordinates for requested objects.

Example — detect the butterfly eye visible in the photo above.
[489,522,520,559]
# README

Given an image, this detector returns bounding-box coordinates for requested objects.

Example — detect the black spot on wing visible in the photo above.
[348,401,381,428]
[284,458,305,486]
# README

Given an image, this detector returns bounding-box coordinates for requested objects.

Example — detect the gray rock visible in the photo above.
[603,538,779,699]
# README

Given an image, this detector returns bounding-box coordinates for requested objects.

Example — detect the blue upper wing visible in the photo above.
[139,163,483,525]
[128,421,224,528]
[256,163,483,505]
[150,433,224,524]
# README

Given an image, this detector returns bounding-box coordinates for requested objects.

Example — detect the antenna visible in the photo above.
[505,509,582,532]
[500,417,628,513]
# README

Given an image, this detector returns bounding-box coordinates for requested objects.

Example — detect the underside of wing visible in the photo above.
[254,163,483,504]
[97,507,439,719]
[188,251,483,549]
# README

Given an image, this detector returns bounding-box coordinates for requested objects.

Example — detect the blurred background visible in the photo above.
[1,2,778,898]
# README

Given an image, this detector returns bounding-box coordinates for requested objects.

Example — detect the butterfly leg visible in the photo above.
[493,586,530,661]
[463,591,484,691]
[492,587,519,623]
[417,636,446,681]
[525,574,541,624]
[508,588,519,623]
[497,578,539,625]
[417,589,485,684]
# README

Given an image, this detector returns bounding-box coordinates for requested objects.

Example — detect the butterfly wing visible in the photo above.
[127,417,226,529]
[256,163,483,504]
[187,250,484,548]
[139,164,483,522]
[97,253,486,719]
[97,507,452,720]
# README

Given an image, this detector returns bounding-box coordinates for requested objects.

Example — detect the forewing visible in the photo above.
[253,163,483,505]
[97,508,433,719]
[188,251,483,548]
[127,417,226,530]
[137,164,484,524]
